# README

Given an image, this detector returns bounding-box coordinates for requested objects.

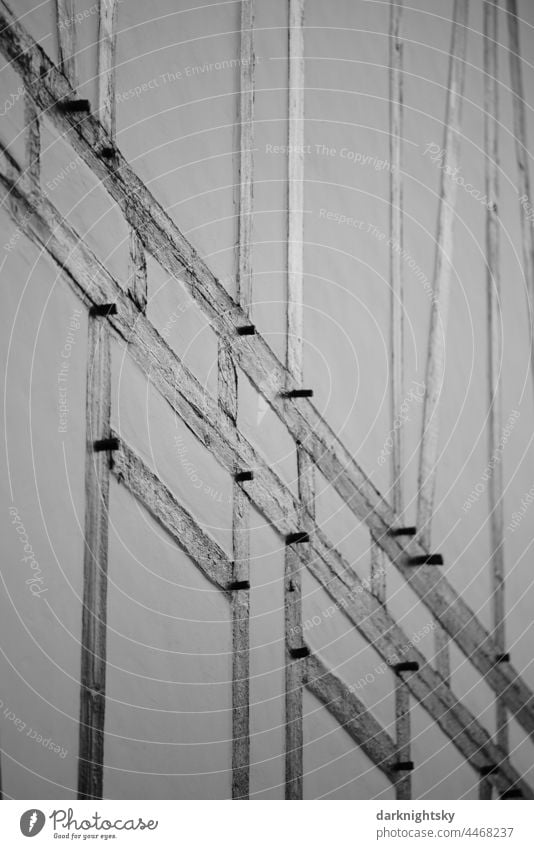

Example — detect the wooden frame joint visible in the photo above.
[407,554,444,566]
[394,661,419,674]
[286,531,309,545]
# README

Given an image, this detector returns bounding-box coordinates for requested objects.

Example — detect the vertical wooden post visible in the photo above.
[237,0,255,314]
[395,678,411,799]
[231,482,250,800]
[485,0,507,771]
[55,0,77,89]
[78,313,112,799]
[221,0,256,800]
[389,0,404,519]
[506,0,534,398]
[417,0,468,683]
[287,0,305,383]
[285,0,311,801]
[98,0,119,139]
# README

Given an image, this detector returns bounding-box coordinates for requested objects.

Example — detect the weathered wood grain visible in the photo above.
[389,0,404,517]
[506,0,534,398]
[97,0,118,138]
[227,1,256,797]
[485,0,508,757]
[78,314,111,800]
[24,94,40,190]
[112,436,231,590]
[287,0,305,383]
[370,537,387,605]
[395,677,411,799]
[54,0,77,88]
[231,481,250,799]
[237,0,255,313]
[285,0,309,799]
[1,164,532,798]
[127,229,147,313]
[417,0,468,546]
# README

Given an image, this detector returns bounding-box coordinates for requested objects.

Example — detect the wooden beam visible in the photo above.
[127,230,147,313]
[287,0,306,383]
[417,0,469,546]
[97,0,118,138]
[285,0,308,800]
[389,0,404,517]
[370,540,387,604]
[225,1,256,797]
[78,312,111,800]
[2,169,531,798]
[24,94,40,190]
[237,0,255,313]
[485,0,508,758]
[0,4,513,721]
[506,0,534,397]
[111,436,231,590]
[231,482,250,799]
[54,0,77,89]
[395,676,411,799]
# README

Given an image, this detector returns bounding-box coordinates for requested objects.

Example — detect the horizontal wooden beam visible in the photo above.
[1,2,531,740]
[1,164,530,798]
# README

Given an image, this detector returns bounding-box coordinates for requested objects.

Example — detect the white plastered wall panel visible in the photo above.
[411,700,479,800]
[115,0,240,290]
[0,222,86,798]
[303,690,394,800]
[301,571,395,736]
[104,480,232,799]
[146,252,219,400]
[110,340,233,554]
[251,0,289,363]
